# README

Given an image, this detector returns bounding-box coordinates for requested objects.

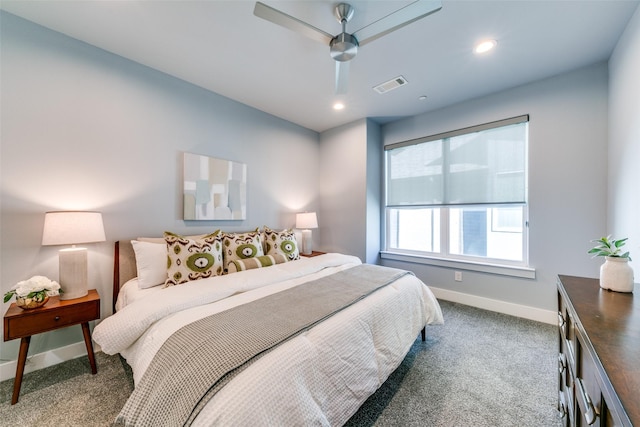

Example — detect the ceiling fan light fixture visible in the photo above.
[474,39,497,54]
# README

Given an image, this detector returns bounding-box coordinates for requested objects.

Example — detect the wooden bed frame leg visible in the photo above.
[421,327,426,342]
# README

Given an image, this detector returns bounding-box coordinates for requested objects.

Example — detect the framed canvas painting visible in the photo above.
[183,152,247,220]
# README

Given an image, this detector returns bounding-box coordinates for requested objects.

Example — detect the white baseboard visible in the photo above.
[429,286,557,325]
[0,341,103,382]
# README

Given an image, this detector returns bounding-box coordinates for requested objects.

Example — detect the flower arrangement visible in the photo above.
[3,276,61,307]
[588,235,632,260]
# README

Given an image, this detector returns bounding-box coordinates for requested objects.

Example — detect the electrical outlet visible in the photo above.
[454,271,462,282]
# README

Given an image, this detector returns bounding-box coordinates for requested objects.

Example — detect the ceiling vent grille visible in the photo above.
[373,76,408,94]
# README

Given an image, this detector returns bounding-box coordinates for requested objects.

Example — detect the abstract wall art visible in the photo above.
[183,152,247,220]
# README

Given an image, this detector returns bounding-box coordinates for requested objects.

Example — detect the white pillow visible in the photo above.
[131,240,167,289]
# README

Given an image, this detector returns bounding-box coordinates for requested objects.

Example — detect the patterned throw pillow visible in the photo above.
[263,226,300,261]
[227,254,288,274]
[221,229,265,274]
[164,231,223,287]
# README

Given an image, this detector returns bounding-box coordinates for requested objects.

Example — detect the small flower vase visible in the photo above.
[15,294,49,310]
[599,256,634,293]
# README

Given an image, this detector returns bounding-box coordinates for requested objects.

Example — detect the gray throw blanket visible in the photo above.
[115,264,411,427]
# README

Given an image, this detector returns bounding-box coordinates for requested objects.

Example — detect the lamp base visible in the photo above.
[301,229,313,255]
[59,247,88,300]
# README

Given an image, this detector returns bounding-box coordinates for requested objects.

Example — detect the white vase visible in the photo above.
[599,256,634,293]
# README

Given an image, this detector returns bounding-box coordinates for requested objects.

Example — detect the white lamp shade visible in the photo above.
[42,211,106,246]
[296,212,318,229]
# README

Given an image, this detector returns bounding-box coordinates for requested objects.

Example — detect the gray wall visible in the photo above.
[380,63,609,313]
[319,120,368,259]
[609,6,640,270]
[365,119,383,265]
[318,119,382,264]
[0,12,319,359]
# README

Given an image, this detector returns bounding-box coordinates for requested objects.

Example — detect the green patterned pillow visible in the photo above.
[164,231,223,287]
[227,254,288,274]
[263,226,300,261]
[221,229,265,274]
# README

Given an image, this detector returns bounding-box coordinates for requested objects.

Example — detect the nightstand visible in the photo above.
[300,251,326,257]
[3,289,100,404]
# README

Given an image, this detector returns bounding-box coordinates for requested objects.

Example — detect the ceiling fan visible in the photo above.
[254,1,442,94]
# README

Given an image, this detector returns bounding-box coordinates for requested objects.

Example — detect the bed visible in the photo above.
[93,236,443,426]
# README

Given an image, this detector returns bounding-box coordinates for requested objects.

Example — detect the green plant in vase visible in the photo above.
[588,235,631,260]
[588,235,633,292]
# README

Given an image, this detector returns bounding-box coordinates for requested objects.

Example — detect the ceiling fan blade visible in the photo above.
[335,61,349,94]
[254,2,333,45]
[354,0,442,46]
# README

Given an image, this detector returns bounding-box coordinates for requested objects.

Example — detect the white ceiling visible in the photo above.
[1,0,638,133]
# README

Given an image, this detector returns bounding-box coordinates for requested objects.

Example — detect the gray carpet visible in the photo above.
[0,300,562,426]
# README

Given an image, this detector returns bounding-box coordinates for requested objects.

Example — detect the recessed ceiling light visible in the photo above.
[333,102,345,110]
[418,95,427,101]
[474,39,497,54]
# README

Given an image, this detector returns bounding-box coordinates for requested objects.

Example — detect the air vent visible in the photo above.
[373,76,408,94]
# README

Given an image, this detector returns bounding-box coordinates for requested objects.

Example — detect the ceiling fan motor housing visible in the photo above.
[330,33,358,62]
[331,3,358,62]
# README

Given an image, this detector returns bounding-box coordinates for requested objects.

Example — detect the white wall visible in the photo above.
[609,6,640,270]
[0,12,319,360]
[380,63,609,314]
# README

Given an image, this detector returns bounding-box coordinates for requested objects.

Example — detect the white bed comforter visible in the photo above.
[93,253,443,426]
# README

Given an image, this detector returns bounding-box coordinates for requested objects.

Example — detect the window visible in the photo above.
[384,116,529,268]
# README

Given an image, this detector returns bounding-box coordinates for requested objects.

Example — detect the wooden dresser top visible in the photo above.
[558,275,640,425]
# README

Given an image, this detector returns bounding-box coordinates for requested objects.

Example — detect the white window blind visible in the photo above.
[385,115,528,207]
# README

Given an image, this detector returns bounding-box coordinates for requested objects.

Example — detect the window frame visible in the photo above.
[382,116,534,278]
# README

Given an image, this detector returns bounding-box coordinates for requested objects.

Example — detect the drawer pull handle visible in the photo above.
[54,316,60,321]
[558,391,567,418]
[557,311,565,328]
[558,353,567,374]
[576,377,598,425]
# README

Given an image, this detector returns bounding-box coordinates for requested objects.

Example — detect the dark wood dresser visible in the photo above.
[557,275,639,426]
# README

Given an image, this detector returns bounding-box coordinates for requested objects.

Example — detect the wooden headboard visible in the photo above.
[112,240,137,312]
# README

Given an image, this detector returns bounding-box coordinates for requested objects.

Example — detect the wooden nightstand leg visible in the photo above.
[81,322,97,374]
[12,335,31,405]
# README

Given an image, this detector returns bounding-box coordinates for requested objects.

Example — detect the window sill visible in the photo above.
[379,251,536,279]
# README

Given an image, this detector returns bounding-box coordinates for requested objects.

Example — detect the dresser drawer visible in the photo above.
[558,291,576,373]
[558,350,574,426]
[575,332,601,426]
[575,329,626,427]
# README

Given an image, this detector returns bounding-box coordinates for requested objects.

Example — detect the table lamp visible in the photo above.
[296,212,318,255]
[41,211,106,300]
